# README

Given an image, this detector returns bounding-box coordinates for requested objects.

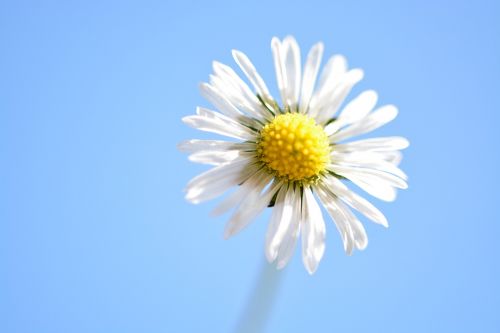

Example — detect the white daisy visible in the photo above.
[179,36,408,274]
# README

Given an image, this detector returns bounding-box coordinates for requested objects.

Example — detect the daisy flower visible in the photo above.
[179,36,408,274]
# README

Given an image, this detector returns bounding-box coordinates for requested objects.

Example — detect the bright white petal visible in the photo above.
[330,164,408,190]
[301,186,326,274]
[300,42,323,113]
[212,61,270,121]
[282,36,302,108]
[325,90,378,136]
[182,115,252,140]
[331,151,408,180]
[212,171,271,216]
[276,188,302,269]
[188,150,242,166]
[322,176,389,227]
[383,151,403,165]
[224,179,282,239]
[185,157,257,204]
[266,185,295,262]
[208,74,264,122]
[333,199,368,250]
[232,49,274,104]
[331,104,398,142]
[312,54,348,113]
[200,82,243,119]
[271,37,288,108]
[335,136,410,152]
[265,185,288,262]
[315,69,364,124]
[331,166,398,202]
[177,139,254,154]
[316,185,354,255]
[199,83,260,129]
[183,107,257,140]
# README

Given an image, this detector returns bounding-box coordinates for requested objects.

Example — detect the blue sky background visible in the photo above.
[1,0,499,332]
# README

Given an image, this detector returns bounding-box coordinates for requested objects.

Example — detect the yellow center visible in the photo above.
[257,113,331,182]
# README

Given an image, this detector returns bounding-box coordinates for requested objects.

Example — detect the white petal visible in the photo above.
[322,176,388,227]
[300,42,323,114]
[301,186,326,274]
[331,166,398,202]
[211,171,271,216]
[333,198,368,250]
[182,115,251,140]
[325,90,378,136]
[330,164,408,190]
[185,157,256,204]
[183,107,256,140]
[232,49,274,103]
[265,185,288,262]
[271,37,288,108]
[212,61,269,121]
[316,185,354,255]
[335,136,410,152]
[331,151,408,180]
[352,175,398,202]
[266,185,295,262]
[199,82,243,118]
[282,36,302,108]
[199,83,260,129]
[315,69,364,124]
[223,179,282,239]
[276,188,302,269]
[188,150,242,166]
[177,139,253,153]
[208,74,265,122]
[331,105,398,142]
[316,54,347,95]
[210,61,271,120]
[383,151,403,165]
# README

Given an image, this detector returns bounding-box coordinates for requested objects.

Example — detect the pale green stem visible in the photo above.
[233,260,285,333]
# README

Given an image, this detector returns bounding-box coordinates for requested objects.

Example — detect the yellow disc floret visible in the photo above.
[257,113,331,183]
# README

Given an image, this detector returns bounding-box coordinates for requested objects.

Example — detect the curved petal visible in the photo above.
[311,54,348,115]
[301,186,326,274]
[330,164,408,190]
[224,180,282,239]
[212,61,270,121]
[300,42,323,113]
[331,166,398,202]
[334,198,368,250]
[177,139,254,154]
[315,69,364,124]
[322,176,389,227]
[282,36,302,109]
[232,49,274,103]
[188,150,242,166]
[212,171,271,216]
[276,187,302,269]
[185,157,257,204]
[325,90,378,135]
[331,150,408,180]
[266,185,296,262]
[334,136,410,152]
[316,185,354,255]
[271,37,288,109]
[265,184,289,262]
[331,105,398,142]
[182,115,252,141]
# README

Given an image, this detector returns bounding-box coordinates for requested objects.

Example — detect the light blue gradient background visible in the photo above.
[2,0,499,332]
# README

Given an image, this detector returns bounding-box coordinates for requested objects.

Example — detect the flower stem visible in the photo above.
[233,260,285,333]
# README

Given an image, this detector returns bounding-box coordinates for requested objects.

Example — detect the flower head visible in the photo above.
[179,36,408,274]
